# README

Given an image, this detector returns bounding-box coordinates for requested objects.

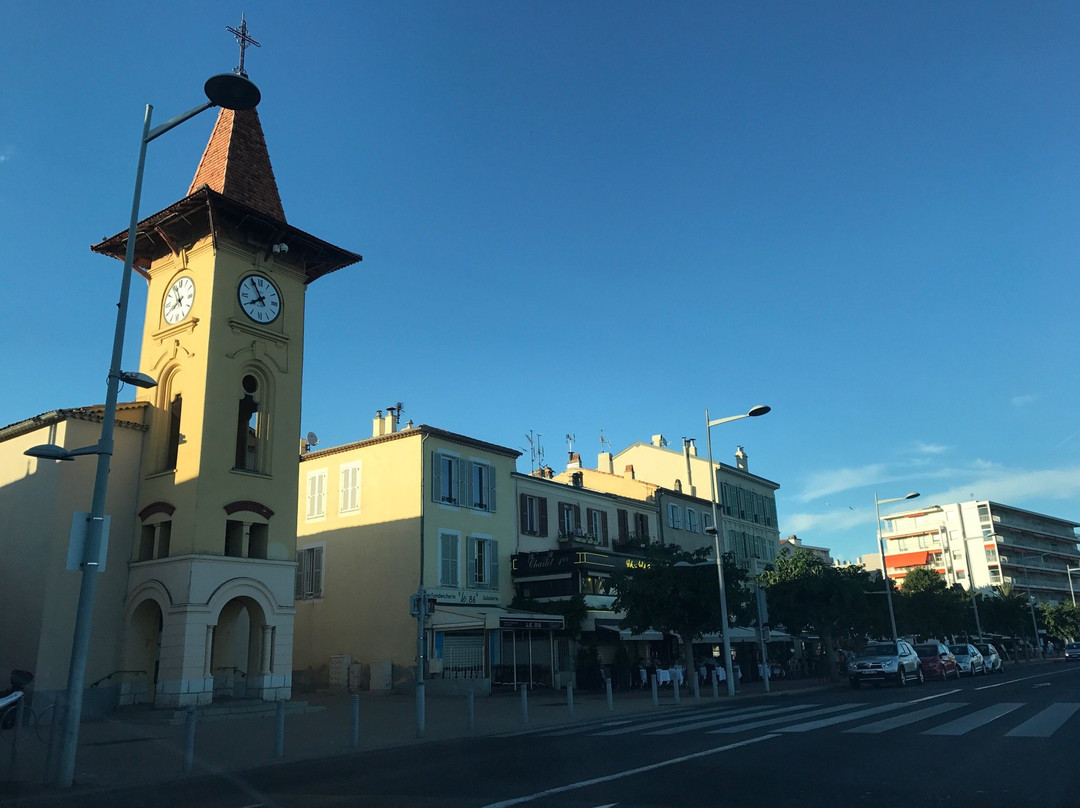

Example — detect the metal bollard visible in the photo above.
[693,672,701,701]
[275,700,286,759]
[183,706,197,772]
[567,681,574,717]
[651,673,659,707]
[711,669,719,698]
[673,675,681,704]
[6,695,24,782]
[520,683,529,724]
[605,677,614,712]
[467,689,475,732]
[350,694,360,748]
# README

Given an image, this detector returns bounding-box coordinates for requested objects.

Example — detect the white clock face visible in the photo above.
[163,276,195,324]
[238,274,281,324]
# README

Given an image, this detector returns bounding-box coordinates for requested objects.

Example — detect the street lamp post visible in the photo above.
[24,72,260,788]
[1067,566,1080,607]
[874,491,920,643]
[705,404,770,696]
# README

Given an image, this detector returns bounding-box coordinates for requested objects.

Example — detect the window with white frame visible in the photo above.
[339,462,361,514]
[469,460,496,512]
[295,546,324,599]
[685,508,699,533]
[702,511,714,533]
[433,451,462,505]
[558,502,581,537]
[468,536,498,590]
[667,503,682,529]
[587,508,609,545]
[306,469,327,520]
[520,494,548,536]
[439,531,460,587]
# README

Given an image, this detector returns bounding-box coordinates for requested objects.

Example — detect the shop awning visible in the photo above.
[430,606,564,632]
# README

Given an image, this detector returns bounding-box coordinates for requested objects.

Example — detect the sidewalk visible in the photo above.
[1,674,835,804]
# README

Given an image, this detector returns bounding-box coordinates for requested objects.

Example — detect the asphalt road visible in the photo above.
[37,661,1080,808]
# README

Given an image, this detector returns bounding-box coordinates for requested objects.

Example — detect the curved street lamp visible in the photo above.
[875,491,920,643]
[27,72,259,789]
[705,405,770,696]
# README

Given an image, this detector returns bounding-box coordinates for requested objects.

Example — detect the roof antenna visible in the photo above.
[566,433,576,457]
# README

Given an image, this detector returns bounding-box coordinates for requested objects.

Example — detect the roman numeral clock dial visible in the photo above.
[163,276,195,324]
[238,273,281,324]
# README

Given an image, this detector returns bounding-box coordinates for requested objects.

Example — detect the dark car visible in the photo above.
[1064,642,1080,660]
[915,642,960,681]
[848,640,923,688]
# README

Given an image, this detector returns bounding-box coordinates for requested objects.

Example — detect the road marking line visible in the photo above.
[922,702,1024,735]
[646,703,822,736]
[1005,703,1080,737]
[976,666,1080,691]
[776,702,908,733]
[712,703,863,733]
[478,734,780,808]
[844,702,966,733]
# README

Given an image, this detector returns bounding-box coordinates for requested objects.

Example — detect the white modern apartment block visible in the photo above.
[879,500,1080,604]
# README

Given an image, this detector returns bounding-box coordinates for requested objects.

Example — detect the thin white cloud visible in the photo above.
[796,463,889,503]
[1011,394,1037,408]
[909,441,948,455]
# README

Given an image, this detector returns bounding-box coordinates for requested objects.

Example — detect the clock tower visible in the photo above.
[92,104,359,708]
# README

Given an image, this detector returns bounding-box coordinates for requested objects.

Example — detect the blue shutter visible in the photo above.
[467,536,477,587]
[431,452,442,503]
[489,541,499,589]
[487,465,497,512]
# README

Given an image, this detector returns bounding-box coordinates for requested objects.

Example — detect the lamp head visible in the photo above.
[25,444,73,461]
[904,492,920,500]
[747,405,771,418]
[204,73,261,110]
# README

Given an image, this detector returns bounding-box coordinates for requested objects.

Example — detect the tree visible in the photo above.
[757,549,878,681]
[1039,603,1080,644]
[896,567,967,640]
[611,543,752,678]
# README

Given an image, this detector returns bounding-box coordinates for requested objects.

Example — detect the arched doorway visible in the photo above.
[125,598,163,705]
[211,595,267,700]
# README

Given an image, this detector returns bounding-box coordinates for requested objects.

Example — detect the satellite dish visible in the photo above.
[305,431,319,447]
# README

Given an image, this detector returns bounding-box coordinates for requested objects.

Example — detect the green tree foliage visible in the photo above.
[611,543,752,673]
[896,567,968,640]
[757,549,879,681]
[509,591,589,638]
[1039,603,1080,643]
[977,586,1036,649]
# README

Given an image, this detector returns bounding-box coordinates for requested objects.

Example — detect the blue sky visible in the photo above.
[3,2,1079,563]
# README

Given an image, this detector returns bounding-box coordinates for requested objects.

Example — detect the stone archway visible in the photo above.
[123,597,164,706]
[211,595,267,700]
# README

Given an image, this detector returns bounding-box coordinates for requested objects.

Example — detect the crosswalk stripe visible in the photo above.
[587,707,734,737]
[922,703,1024,736]
[1005,703,1080,738]
[646,704,823,736]
[710,703,863,734]
[775,702,909,733]
[844,702,967,734]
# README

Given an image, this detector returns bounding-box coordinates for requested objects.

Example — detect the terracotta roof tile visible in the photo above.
[188,107,286,222]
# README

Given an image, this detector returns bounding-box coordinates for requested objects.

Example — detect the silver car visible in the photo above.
[950,643,986,676]
[848,640,924,688]
[974,642,1002,673]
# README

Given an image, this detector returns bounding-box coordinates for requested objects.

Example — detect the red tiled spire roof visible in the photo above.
[188,107,286,222]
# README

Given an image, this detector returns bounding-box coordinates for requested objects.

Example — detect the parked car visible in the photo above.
[915,642,960,681]
[1064,642,1080,660]
[974,643,1003,673]
[950,643,986,676]
[848,640,924,688]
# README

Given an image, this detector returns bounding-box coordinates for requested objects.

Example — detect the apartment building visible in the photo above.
[879,500,1080,604]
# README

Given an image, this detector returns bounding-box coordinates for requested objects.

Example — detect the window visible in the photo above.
[439,532,460,587]
[340,462,361,514]
[686,508,699,533]
[519,494,548,536]
[634,512,650,540]
[985,548,997,562]
[234,374,265,471]
[468,536,498,590]
[306,470,326,520]
[617,509,629,541]
[587,508,609,546]
[956,570,967,580]
[137,520,172,561]
[295,546,323,600]
[165,394,182,470]
[469,460,496,512]
[558,502,581,537]
[433,451,462,505]
[667,504,682,529]
[702,511,714,533]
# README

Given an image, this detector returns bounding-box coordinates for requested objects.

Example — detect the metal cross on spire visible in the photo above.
[226,14,261,78]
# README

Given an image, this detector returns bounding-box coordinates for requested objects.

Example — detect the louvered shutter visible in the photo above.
[467,536,477,587]
[539,498,548,537]
[311,547,323,597]
[487,466,496,512]
[431,452,442,503]
[489,542,499,589]
[520,494,529,533]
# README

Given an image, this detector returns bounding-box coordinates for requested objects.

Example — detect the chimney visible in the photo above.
[735,445,748,471]
[598,452,614,474]
[567,452,581,470]
[686,438,697,457]
[624,464,635,480]
[373,410,385,437]
[651,434,666,447]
